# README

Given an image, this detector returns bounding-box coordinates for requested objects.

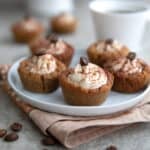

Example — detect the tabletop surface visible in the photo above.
[0,0,150,150]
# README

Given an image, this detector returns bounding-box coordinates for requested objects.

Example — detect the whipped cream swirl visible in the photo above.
[27,55,57,74]
[96,40,123,52]
[105,58,144,74]
[68,63,107,89]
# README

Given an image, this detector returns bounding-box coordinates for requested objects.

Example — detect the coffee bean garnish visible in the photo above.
[4,133,19,142]
[106,145,117,150]
[80,57,88,66]
[127,52,136,61]
[105,38,113,45]
[35,49,48,56]
[0,129,7,138]
[47,34,58,43]
[41,137,56,146]
[10,122,22,132]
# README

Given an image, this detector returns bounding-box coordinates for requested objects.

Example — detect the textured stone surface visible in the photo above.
[0,0,150,150]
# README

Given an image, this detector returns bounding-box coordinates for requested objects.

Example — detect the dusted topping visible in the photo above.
[105,57,145,74]
[26,55,57,74]
[96,40,123,52]
[68,63,107,89]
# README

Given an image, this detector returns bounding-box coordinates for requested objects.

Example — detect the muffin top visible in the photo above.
[12,16,43,32]
[25,54,57,74]
[52,12,77,25]
[104,52,148,75]
[95,39,124,52]
[68,57,108,89]
[30,35,69,55]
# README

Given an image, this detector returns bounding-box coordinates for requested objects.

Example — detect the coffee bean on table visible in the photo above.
[41,137,56,146]
[4,133,19,142]
[0,129,7,138]
[10,122,23,132]
[106,145,118,150]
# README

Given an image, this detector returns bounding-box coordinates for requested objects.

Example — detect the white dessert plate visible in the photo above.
[8,51,150,116]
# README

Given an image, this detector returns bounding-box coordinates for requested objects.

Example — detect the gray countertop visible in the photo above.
[0,1,150,150]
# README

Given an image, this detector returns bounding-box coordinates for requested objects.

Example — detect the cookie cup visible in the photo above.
[59,69,114,106]
[18,58,66,93]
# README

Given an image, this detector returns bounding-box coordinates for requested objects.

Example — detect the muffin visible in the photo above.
[87,39,130,67]
[18,54,66,93]
[59,57,114,106]
[29,35,74,66]
[12,15,44,43]
[51,13,78,34]
[104,52,150,93]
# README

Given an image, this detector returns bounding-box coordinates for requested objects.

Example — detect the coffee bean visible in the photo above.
[4,133,19,142]
[10,122,22,132]
[47,34,58,43]
[35,49,48,56]
[80,57,88,66]
[106,145,117,150]
[0,129,7,138]
[105,38,114,45]
[41,137,56,146]
[127,52,136,61]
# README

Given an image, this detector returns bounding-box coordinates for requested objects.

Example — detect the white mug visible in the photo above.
[89,0,150,52]
[26,0,74,17]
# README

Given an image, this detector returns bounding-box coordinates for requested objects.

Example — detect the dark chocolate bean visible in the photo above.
[0,129,7,138]
[127,52,136,61]
[10,122,22,132]
[4,133,19,142]
[41,137,56,146]
[80,57,88,66]
[106,145,118,150]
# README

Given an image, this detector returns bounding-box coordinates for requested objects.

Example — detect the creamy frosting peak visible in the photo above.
[68,63,107,89]
[27,55,57,74]
[105,58,144,74]
[96,40,123,52]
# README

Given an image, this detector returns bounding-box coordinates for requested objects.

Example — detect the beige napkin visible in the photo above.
[1,64,150,148]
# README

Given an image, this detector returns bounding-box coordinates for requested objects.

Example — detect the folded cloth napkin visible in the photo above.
[1,64,150,148]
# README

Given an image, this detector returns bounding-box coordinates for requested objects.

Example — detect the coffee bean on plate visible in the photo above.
[0,129,7,138]
[4,133,19,142]
[10,122,22,132]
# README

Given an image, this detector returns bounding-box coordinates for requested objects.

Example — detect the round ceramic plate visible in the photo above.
[8,54,150,116]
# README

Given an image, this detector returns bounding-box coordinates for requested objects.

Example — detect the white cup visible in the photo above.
[27,0,74,17]
[89,0,150,52]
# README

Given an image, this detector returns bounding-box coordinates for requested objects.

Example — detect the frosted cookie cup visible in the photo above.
[87,39,129,66]
[18,54,66,93]
[59,57,114,106]
[104,52,150,93]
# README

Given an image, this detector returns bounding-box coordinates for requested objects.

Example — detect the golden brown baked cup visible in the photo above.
[51,13,78,34]
[12,16,44,43]
[29,36,74,66]
[87,39,130,67]
[18,56,66,93]
[59,69,114,106]
[104,54,150,93]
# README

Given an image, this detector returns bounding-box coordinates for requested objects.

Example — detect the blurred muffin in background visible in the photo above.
[12,15,44,43]
[29,34,74,66]
[50,12,78,34]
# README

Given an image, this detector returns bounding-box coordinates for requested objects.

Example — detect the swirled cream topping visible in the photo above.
[68,63,107,89]
[47,40,67,55]
[105,58,144,74]
[96,40,123,52]
[26,55,57,74]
